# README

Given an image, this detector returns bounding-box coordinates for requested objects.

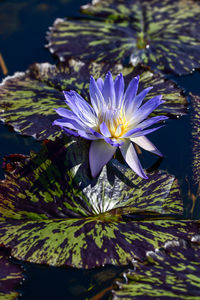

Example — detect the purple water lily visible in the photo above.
[53,72,168,179]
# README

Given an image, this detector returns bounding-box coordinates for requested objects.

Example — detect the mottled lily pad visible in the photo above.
[112,237,200,299]
[0,136,199,269]
[190,94,200,184]
[0,248,23,300]
[0,60,186,140]
[47,0,200,75]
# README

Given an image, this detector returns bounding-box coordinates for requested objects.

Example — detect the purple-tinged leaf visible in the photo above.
[47,0,200,75]
[0,248,23,300]
[0,136,198,269]
[112,237,200,299]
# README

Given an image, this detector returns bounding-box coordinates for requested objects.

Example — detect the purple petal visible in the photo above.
[62,127,79,137]
[133,86,153,111]
[104,137,124,147]
[100,122,111,137]
[54,108,75,118]
[89,128,104,138]
[120,140,148,179]
[114,73,124,107]
[130,126,164,138]
[96,78,104,92]
[133,95,164,125]
[124,75,139,110]
[63,91,96,124]
[53,118,85,131]
[137,115,168,129]
[89,76,104,114]
[102,71,115,106]
[78,130,99,140]
[89,140,117,177]
[122,127,142,138]
[131,136,163,156]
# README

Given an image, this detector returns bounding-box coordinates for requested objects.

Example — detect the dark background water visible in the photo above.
[0,0,200,299]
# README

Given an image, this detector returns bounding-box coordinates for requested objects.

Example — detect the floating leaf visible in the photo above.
[190,94,200,184]
[112,237,200,299]
[0,136,198,268]
[0,61,186,140]
[47,0,200,75]
[0,248,23,300]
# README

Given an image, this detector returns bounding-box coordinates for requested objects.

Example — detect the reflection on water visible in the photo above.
[0,0,87,79]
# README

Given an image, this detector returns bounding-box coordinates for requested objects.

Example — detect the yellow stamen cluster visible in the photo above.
[98,107,128,138]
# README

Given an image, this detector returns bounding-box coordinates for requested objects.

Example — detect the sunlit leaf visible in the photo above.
[0,248,23,300]
[0,136,198,268]
[47,0,200,75]
[112,237,200,299]
[190,94,200,185]
[0,61,186,140]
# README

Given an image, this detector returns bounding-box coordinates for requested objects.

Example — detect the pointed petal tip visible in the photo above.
[146,86,153,92]
[90,167,100,178]
[90,75,95,83]
[135,75,140,81]
[105,71,113,80]
[142,173,148,180]
[120,141,148,179]
[161,115,169,120]
[63,90,74,101]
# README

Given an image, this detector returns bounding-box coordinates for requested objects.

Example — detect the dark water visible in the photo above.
[0,0,200,299]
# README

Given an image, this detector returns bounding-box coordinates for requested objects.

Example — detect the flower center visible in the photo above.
[98,108,127,138]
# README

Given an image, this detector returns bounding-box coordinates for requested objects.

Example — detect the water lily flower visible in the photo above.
[53,72,168,179]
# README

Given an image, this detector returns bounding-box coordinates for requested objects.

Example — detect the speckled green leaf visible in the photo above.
[0,137,198,268]
[0,248,23,300]
[0,136,183,220]
[112,237,200,299]
[0,61,186,141]
[190,94,200,184]
[47,0,200,75]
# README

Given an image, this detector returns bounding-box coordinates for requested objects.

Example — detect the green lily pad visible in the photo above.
[0,248,23,300]
[190,94,200,184]
[0,136,199,269]
[0,60,186,140]
[47,0,200,75]
[112,237,200,299]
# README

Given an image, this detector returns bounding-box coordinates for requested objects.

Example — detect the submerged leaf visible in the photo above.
[0,61,186,140]
[0,248,23,300]
[0,136,198,268]
[47,0,200,75]
[112,237,200,299]
[190,94,200,184]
